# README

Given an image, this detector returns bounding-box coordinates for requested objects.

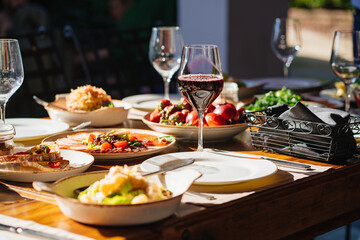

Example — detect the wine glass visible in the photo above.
[149,26,184,100]
[271,18,302,77]
[0,39,24,124]
[178,45,223,151]
[330,31,360,112]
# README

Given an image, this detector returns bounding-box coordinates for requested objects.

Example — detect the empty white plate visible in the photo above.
[141,151,277,185]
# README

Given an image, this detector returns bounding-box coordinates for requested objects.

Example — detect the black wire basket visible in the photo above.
[245,111,360,162]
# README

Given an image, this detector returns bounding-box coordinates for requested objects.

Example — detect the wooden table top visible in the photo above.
[0,119,359,240]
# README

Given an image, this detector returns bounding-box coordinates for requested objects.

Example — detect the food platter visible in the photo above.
[142,113,248,142]
[0,149,94,182]
[7,118,69,141]
[141,151,278,185]
[43,128,176,160]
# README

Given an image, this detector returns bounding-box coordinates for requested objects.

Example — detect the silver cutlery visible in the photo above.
[186,190,216,200]
[72,121,92,131]
[0,223,68,240]
[204,148,312,170]
[33,96,68,111]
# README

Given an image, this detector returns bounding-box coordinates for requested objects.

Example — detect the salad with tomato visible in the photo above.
[148,98,246,127]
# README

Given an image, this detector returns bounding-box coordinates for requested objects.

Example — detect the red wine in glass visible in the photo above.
[178,74,223,110]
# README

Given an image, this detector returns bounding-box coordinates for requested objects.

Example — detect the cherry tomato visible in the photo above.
[168,111,186,124]
[149,109,161,123]
[87,133,97,143]
[205,112,227,126]
[181,109,190,119]
[158,99,171,110]
[163,105,179,117]
[213,103,238,121]
[206,104,216,113]
[49,161,61,168]
[129,134,137,141]
[180,98,192,110]
[186,110,199,126]
[114,141,127,148]
[100,142,112,149]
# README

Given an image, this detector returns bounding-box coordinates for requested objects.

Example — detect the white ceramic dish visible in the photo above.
[7,118,69,142]
[43,128,176,160]
[243,77,332,92]
[33,169,201,226]
[142,113,248,142]
[320,88,355,102]
[45,94,132,127]
[141,151,277,185]
[0,149,94,182]
[122,93,181,112]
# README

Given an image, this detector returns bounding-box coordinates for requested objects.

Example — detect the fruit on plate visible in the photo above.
[149,99,245,126]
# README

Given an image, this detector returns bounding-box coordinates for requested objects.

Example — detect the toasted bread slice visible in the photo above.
[0,142,62,163]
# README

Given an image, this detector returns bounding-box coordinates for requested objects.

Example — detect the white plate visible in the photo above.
[122,93,181,112]
[43,128,176,160]
[320,88,355,102]
[243,77,332,92]
[141,151,277,185]
[0,149,94,182]
[142,113,248,142]
[8,118,69,141]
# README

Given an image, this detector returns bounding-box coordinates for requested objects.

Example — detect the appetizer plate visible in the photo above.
[243,77,332,92]
[33,169,201,225]
[8,118,69,142]
[43,128,176,160]
[0,150,94,182]
[122,93,181,112]
[45,94,132,127]
[141,151,277,185]
[142,113,248,142]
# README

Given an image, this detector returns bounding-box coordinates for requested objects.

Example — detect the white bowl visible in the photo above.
[45,94,132,127]
[33,169,201,226]
[142,113,248,142]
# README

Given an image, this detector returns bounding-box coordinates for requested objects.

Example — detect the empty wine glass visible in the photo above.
[178,45,223,151]
[330,31,360,112]
[271,18,302,77]
[0,39,24,124]
[149,26,184,99]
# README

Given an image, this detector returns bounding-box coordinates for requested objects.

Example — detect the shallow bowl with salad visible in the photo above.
[33,167,201,226]
[142,99,248,142]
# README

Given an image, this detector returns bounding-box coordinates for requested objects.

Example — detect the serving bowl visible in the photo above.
[142,113,248,142]
[45,94,132,127]
[33,169,201,226]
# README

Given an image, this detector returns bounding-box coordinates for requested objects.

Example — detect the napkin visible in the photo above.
[181,163,332,206]
[0,214,94,240]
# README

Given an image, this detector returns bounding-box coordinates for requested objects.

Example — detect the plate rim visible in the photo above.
[140,151,278,185]
[7,118,70,141]
[42,128,176,160]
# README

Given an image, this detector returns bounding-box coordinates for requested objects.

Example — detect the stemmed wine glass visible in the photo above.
[178,45,223,151]
[330,31,360,112]
[271,18,302,77]
[0,39,24,125]
[149,26,184,99]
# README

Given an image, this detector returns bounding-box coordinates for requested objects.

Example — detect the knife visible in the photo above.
[0,223,69,240]
[204,148,312,170]
[33,96,68,111]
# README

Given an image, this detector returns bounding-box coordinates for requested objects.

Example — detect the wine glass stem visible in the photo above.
[163,76,171,100]
[197,109,205,152]
[0,101,6,124]
[283,64,289,78]
[345,83,351,112]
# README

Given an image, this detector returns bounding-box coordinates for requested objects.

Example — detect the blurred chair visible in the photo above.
[63,26,163,99]
[6,27,71,118]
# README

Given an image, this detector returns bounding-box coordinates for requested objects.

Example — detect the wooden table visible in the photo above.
[0,120,360,240]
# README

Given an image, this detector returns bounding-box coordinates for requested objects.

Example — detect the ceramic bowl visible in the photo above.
[33,169,201,226]
[45,94,132,127]
[142,113,248,142]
